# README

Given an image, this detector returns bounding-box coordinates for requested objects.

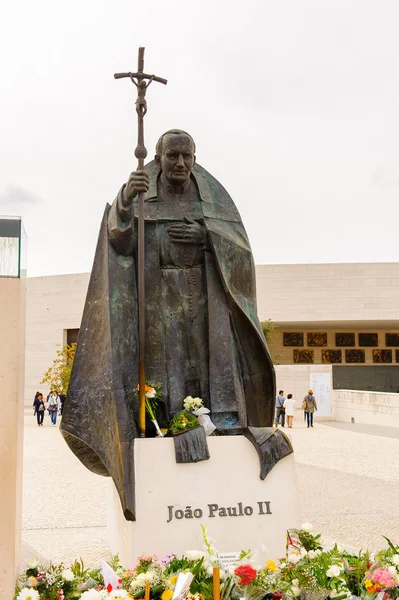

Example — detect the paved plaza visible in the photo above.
[21,409,399,569]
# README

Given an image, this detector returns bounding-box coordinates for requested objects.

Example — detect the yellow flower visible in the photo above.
[365,579,373,590]
[27,577,38,587]
[168,575,178,587]
[162,589,174,600]
[266,560,277,572]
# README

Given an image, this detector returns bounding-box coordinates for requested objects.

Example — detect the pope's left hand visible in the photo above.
[168,217,206,245]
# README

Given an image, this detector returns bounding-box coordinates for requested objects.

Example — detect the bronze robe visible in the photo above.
[60,162,276,520]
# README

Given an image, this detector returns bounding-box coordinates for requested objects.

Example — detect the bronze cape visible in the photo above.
[61,162,283,521]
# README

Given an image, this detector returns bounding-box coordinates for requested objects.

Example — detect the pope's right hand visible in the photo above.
[123,170,150,206]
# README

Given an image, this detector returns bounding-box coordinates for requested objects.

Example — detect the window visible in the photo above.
[67,328,79,345]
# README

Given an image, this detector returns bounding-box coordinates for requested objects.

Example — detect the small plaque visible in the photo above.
[283,333,304,347]
[322,349,342,364]
[307,332,327,347]
[219,552,241,570]
[386,333,399,347]
[336,333,355,347]
[293,350,314,364]
[358,333,378,347]
[373,349,392,363]
[345,349,365,363]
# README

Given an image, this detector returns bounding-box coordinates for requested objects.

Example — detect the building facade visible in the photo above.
[25,263,399,403]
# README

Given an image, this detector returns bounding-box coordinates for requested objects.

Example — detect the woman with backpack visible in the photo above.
[303,389,317,428]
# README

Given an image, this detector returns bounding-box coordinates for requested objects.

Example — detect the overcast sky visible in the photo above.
[1,0,399,277]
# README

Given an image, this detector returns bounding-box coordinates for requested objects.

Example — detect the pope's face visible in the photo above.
[158,134,195,184]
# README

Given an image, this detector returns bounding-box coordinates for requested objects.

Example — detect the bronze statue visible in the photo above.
[61,129,293,520]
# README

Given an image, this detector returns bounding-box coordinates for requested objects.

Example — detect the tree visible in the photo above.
[41,343,77,394]
[260,319,278,345]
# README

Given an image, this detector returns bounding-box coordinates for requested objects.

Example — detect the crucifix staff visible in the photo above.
[114,47,167,437]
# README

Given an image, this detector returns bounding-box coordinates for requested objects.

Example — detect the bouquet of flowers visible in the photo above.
[121,554,164,597]
[134,381,165,437]
[15,525,399,600]
[182,396,216,436]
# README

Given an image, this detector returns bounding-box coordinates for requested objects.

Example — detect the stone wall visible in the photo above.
[333,389,399,427]
[0,277,26,597]
[256,262,399,323]
[274,364,332,415]
[25,273,89,402]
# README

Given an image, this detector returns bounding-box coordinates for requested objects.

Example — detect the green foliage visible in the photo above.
[41,342,76,394]
[293,528,323,552]
[260,320,277,344]
[343,549,372,597]
[169,409,199,433]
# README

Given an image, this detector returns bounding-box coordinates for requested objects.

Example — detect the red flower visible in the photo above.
[234,564,257,585]
[273,592,283,600]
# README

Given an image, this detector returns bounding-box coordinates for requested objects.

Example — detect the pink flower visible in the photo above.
[371,569,395,588]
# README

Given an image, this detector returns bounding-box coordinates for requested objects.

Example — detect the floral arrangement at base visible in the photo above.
[170,397,216,436]
[14,524,399,600]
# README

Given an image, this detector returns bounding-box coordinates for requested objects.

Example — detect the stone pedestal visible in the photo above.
[0,277,26,597]
[107,435,301,566]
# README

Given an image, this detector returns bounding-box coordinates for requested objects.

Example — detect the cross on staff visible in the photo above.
[114,47,167,438]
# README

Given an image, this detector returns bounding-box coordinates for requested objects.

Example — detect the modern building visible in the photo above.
[25,263,399,412]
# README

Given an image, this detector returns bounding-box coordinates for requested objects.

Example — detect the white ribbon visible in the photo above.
[193,407,216,436]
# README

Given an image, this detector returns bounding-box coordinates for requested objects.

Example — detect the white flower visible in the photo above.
[27,577,38,587]
[388,566,397,576]
[110,591,130,599]
[184,550,206,561]
[27,558,39,569]
[80,590,102,600]
[292,579,299,586]
[330,591,350,598]
[308,551,317,559]
[145,388,156,398]
[315,549,322,556]
[301,522,313,533]
[300,548,308,558]
[206,566,214,576]
[17,589,40,600]
[292,585,301,597]
[62,568,75,581]
[183,396,203,411]
[326,565,342,578]
[288,552,300,564]
[392,554,399,566]
[144,569,157,581]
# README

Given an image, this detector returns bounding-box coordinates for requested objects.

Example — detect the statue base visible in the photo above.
[107,435,301,566]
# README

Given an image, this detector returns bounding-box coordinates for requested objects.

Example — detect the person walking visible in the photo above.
[275,390,286,427]
[303,389,317,428]
[48,390,60,426]
[33,393,45,426]
[284,393,295,428]
[33,391,40,416]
